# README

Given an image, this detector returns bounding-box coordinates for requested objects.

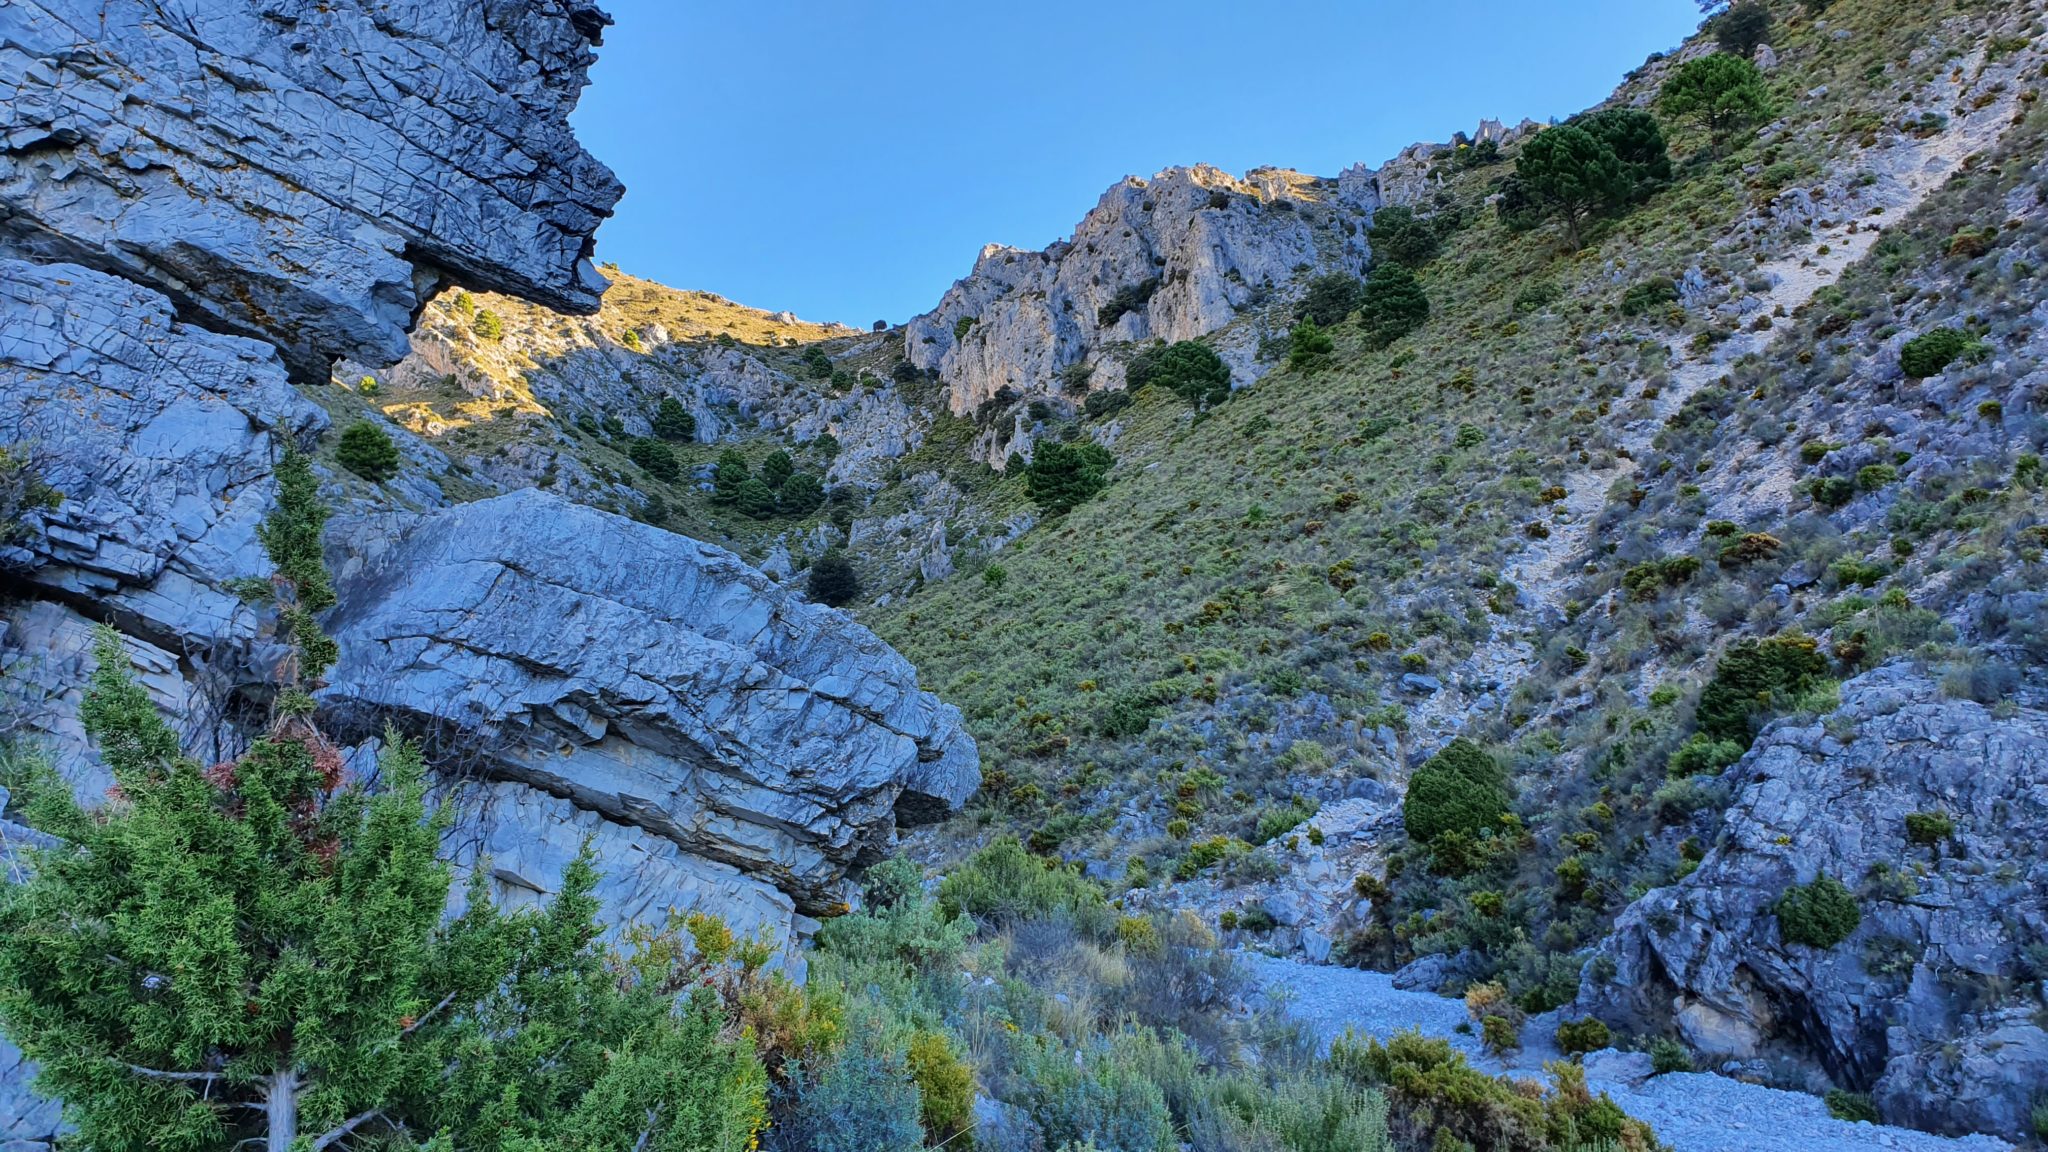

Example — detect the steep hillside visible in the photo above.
[854,0,2048,1140]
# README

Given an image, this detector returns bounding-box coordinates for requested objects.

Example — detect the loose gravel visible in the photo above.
[1244,954,2012,1152]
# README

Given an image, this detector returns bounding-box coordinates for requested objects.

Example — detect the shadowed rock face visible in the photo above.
[0,0,623,381]
[1574,666,2048,1142]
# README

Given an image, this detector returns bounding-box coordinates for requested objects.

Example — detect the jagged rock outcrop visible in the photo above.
[0,14,978,1148]
[904,164,1370,443]
[0,0,623,381]
[1573,665,2048,1142]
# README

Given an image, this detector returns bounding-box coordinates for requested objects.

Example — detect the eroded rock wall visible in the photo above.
[1574,666,2048,1141]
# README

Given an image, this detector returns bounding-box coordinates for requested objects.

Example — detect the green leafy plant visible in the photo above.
[1401,738,1509,844]
[808,548,862,607]
[1777,875,1860,948]
[336,419,401,482]
[1660,54,1773,138]
[1024,441,1115,514]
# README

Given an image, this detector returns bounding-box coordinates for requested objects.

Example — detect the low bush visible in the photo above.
[1648,1038,1693,1075]
[1903,811,1953,846]
[1555,1017,1611,1056]
[1824,1090,1879,1124]
[808,548,862,607]
[336,420,400,482]
[1899,328,1986,378]
[1777,874,1860,948]
[1695,635,1829,745]
[1402,738,1509,844]
[936,837,1108,933]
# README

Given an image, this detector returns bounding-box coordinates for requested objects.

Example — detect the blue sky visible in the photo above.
[572,1,1704,327]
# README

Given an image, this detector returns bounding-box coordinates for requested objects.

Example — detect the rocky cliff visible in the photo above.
[1574,666,2048,1141]
[902,164,1370,462]
[1,3,976,1143]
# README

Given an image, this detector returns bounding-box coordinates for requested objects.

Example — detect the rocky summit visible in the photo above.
[4,1,2048,1151]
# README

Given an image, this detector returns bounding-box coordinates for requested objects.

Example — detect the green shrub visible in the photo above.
[628,437,682,482]
[1824,1090,1879,1124]
[1288,317,1335,368]
[1622,555,1700,599]
[472,308,503,340]
[1696,635,1829,745]
[936,836,1108,931]
[808,548,862,607]
[1899,328,1987,378]
[1667,733,1744,776]
[1299,272,1366,324]
[950,316,976,343]
[1903,811,1953,845]
[1777,875,1860,948]
[1402,739,1509,845]
[1479,1015,1519,1055]
[778,1035,925,1152]
[335,420,401,482]
[906,1030,974,1146]
[1648,1037,1693,1075]
[1024,441,1115,514]
[1097,278,1161,328]
[1621,278,1680,316]
[652,396,697,441]
[1555,1017,1611,1056]
[1357,264,1430,349]
[1013,1030,1173,1152]
[982,564,1008,589]
[1367,207,1439,269]
[1130,340,1231,407]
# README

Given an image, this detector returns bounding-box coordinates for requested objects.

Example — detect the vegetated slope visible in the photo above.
[861,0,2047,1135]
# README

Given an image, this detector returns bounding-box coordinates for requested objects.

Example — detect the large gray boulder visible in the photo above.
[1573,665,2048,1141]
[319,489,978,918]
[0,0,622,380]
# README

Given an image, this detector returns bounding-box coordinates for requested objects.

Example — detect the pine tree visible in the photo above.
[1513,123,1628,249]
[0,458,768,1152]
[335,421,400,484]
[1366,206,1440,269]
[1660,53,1774,139]
[651,397,697,442]
[711,449,751,505]
[1022,441,1115,514]
[759,450,795,490]
[779,472,826,517]
[1357,263,1431,350]
[808,548,863,607]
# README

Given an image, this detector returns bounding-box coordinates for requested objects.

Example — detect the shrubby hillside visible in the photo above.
[11,0,2046,1148]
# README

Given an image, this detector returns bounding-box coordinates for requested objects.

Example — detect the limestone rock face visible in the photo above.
[318,490,979,918]
[1573,666,2048,1141]
[0,0,623,381]
[903,164,1371,426]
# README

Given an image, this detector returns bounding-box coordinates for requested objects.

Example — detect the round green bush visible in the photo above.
[1777,874,1860,948]
[1899,328,1982,378]
[1129,340,1230,407]
[1555,1017,1612,1056]
[1402,738,1509,844]
[335,420,400,482]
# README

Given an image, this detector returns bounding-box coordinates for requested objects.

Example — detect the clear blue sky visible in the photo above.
[573,1,1703,328]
